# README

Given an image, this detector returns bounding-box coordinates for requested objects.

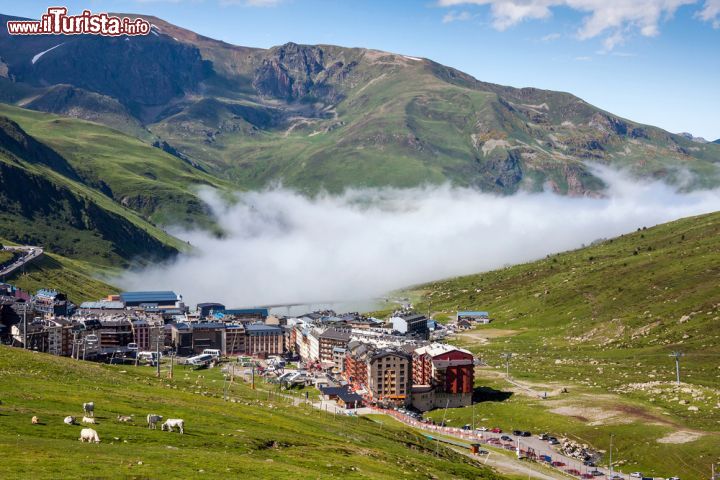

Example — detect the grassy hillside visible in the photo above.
[0,103,229,230]
[0,125,181,266]
[402,211,720,479]
[0,347,502,479]
[415,211,720,390]
[0,250,14,264]
[1,238,117,303]
[5,254,116,303]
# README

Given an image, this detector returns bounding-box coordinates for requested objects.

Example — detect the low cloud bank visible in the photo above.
[119,168,720,308]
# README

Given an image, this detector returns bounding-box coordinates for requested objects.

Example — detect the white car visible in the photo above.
[630,474,642,479]
[475,426,488,432]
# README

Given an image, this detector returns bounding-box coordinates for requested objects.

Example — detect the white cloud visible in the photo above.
[438,0,709,48]
[698,0,720,27]
[574,55,592,60]
[119,168,720,309]
[443,10,474,22]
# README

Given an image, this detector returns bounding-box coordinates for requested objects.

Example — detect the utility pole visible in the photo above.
[669,351,683,385]
[501,352,513,379]
[155,326,161,378]
[22,305,27,350]
[609,433,614,473]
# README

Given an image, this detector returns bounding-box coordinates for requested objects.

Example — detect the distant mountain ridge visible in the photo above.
[0,12,719,197]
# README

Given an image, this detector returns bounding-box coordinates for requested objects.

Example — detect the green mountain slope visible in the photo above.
[0,104,228,230]
[0,114,183,266]
[0,246,117,303]
[0,347,501,479]
[414,211,720,386]
[400,212,720,478]
[1,14,718,195]
[412,210,720,400]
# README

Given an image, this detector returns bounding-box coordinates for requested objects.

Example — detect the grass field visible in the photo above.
[0,346,503,479]
[403,211,720,479]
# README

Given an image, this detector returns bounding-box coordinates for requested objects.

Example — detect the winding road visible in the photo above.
[0,246,43,278]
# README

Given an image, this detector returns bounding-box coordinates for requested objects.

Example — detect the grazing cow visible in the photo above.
[83,402,94,417]
[82,416,96,424]
[117,415,133,423]
[79,428,100,443]
[31,416,39,424]
[63,416,75,425]
[147,414,163,430]
[161,419,184,434]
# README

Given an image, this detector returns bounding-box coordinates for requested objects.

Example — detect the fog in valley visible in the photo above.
[120,167,720,308]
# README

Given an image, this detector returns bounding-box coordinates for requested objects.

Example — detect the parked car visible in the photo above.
[537,433,549,440]
[590,471,603,477]
[461,424,472,430]
[630,473,643,478]
[666,477,681,480]
[521,431,532,437]
[548,437,560,445]
[551,461,566,467]
[491,427,502,433]
[584,460,596,467]
[476,426,488,432]
[476,449,489,455]
[608,475,623,480]
[512,429,523,436]
[581,474,594,479]
[500,435,512,441]
[566,469,581,476]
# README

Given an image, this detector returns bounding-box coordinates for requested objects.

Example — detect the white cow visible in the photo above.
[82,416,96,424]
[63,416,75,425]
[83,402,94,417]
[79,428,100,443]
[161,419,184,434]
[147,414,163,430]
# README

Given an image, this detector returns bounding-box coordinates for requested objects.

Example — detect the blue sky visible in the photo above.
[2,0,719,139]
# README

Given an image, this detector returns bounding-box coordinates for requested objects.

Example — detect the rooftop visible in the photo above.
[224,308,269,316]
[79,301,125,310]
[245,323,282,333]
[457,311,489,316]
[414,343,472,358]
[320,328,351,342]
[120,291,179,304]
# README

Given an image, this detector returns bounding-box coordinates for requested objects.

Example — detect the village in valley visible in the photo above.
[0,279,642,479]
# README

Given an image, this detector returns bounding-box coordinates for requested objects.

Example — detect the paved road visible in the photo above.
[0,246,43,278]
[382,409,636,480]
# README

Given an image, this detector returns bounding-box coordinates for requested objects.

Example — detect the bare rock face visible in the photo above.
[252,42,356,102]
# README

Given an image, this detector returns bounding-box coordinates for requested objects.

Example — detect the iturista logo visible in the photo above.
[7,7,151,36]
